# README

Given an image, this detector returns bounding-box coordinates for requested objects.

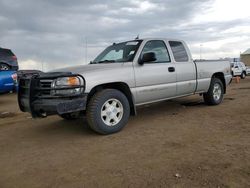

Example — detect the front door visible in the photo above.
[233,62,242,75]
[134,40,177,105]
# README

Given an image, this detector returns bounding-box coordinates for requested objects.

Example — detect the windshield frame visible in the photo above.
[91,40,142,64]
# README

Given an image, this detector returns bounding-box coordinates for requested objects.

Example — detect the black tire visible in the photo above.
[231,71,234,77]
[86,89,130,135]
[0,63,10,70]
[203,78,224,105]
[241,72,246,79]
[59,112,80,120]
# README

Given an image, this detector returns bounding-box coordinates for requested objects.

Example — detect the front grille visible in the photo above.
[39,79,53,95]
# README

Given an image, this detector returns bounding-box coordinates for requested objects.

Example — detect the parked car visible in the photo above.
[0,71,18,93]
[231,61,247,79]
[0,47,18,71]
[246,66,250,75]
[18,38,232,134]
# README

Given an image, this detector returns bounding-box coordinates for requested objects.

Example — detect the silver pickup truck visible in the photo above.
[18,38,232,134]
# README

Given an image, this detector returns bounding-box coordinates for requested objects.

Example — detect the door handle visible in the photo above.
[168,67,175,72]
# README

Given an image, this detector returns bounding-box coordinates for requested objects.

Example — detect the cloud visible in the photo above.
[119,0,165,14]
[19,59,42,70]
[0,0,250,71]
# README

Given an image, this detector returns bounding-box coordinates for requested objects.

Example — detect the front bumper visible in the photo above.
[18,71,87,118]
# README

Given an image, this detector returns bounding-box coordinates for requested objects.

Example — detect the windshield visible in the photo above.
[92,40,142,64]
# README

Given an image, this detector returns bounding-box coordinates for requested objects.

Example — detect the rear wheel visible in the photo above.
[86,89,130,135]
[203,78,224,105]
[241,72,246,79]
[0,63,10,70]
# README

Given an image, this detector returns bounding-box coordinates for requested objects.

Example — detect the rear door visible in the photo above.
[169,41,196,96]
[134,40,177,105]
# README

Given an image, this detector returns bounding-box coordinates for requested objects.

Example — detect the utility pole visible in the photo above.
[200,44,203,60]
[42,61,44,71]
[85,37,88,63]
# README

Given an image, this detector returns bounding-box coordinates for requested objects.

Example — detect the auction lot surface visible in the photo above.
[0,78,250,188]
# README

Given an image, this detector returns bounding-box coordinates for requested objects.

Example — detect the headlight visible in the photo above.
[52,76,84,96]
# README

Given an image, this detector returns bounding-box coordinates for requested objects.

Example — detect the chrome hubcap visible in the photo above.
[101,98,123,126]
[213,83,222,101]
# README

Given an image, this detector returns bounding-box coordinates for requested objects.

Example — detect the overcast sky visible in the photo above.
[1,0,250,71]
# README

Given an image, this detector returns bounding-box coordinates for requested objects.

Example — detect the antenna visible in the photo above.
[135,34,139,40]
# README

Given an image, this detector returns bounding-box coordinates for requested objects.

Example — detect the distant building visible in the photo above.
[240,49,250,66]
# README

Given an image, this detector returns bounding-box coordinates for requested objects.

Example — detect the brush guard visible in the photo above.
[17,70,87,118]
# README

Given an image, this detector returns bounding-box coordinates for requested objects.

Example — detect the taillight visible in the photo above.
[12,56,17,60]
[11,73,17,83]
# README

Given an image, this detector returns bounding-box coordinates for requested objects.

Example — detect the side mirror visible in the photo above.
[139,52,156,65]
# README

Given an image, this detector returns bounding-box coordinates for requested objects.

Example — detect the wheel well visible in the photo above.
[0,62,10,67]
[212,72,226,93]
[87,82,136,116]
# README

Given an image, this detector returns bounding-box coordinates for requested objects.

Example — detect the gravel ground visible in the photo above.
[0,77,250,188]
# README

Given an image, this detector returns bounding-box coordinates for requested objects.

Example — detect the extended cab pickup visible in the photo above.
[18,38,232,134]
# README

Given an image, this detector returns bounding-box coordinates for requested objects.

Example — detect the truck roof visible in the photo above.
[138,38,185,42]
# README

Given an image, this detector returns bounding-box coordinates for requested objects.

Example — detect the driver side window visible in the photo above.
[141,40,171,63]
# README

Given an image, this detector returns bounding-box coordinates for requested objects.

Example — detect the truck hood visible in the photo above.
[50,62,134,92]
[51,63,127,75]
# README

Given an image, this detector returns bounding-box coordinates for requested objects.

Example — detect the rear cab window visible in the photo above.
[169,41,189,62]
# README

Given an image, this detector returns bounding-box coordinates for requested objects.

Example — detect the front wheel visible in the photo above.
[86,89,130,135]
[203,78,224,105]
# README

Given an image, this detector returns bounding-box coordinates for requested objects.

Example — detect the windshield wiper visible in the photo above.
[90,60,115,64]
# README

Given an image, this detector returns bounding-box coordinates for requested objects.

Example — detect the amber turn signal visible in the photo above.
[67,77,80,86]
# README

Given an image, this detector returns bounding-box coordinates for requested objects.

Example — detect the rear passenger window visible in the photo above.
[169,41,189,62]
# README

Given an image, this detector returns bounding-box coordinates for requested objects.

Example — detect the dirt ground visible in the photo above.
[0,78,250,188]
